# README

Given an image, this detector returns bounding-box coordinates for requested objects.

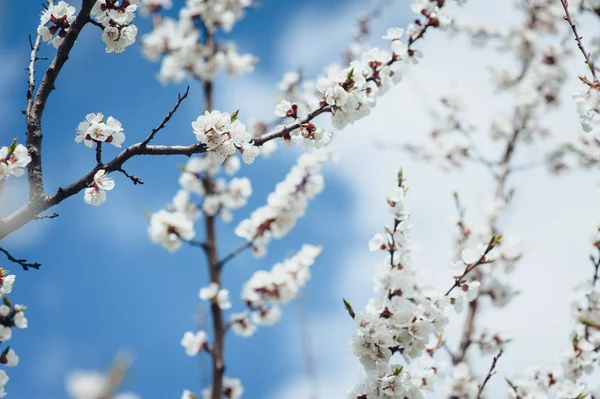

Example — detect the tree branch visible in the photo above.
[560,0,599,83]
[476,349,503,399]
[140,86,190,147]
[0,89,202,240]
[0,246,41,271]
[218,241,253,269]
[252,104,331,146]
[26,0,96,201]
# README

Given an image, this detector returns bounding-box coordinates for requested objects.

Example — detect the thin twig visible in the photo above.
[33,212,59,220]
[0,247,41,271]
[183,239,208,250]
[560,0,598,82]
[476,349,504,399]
[116,168,144,185]
[218,241,253,269]
[88,17,105,30]
[140,86,190,147]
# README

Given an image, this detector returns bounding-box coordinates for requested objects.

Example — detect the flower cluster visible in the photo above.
[0,269,28,398]
[311,4,454,132]
[91,0,139,53]
[348,174,488,399]
[178,156,251,219]
[180,283,230,355]
[140,0,255,84]
[193,377,243,399]
[192,110,259,165]
[229,245,322,337]
[37,1,76,48]
[573,87,600,133]
[0,141,31,187]
[75,113,125,149]
[147,209,196,252]
[274,101,333,149]
[180,330,207,357]
[148,153,255,251]
[234,150,329,257]
[451,226,520,311]
[84,169,115,206]
[442,363,478,398]
[200,282,231,309]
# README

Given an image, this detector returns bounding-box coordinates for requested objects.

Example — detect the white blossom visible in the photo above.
[0,144,31,181]
[84,169,115,206]
[181,330,207,356]
[37,1,76,48]
[75,113,125,148]
[147,210,196,252]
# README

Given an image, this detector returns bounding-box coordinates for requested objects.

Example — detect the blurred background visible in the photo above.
[1,0,599,398]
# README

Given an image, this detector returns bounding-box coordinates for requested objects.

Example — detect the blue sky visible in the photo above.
[4,1,600,398]
[0,1,412,398]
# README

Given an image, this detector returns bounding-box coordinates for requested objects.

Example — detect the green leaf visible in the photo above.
[505,377,517,392]
[346,68,354,80]
[393,366,403,375]
[7,138,18,156]
[342,298,355,319]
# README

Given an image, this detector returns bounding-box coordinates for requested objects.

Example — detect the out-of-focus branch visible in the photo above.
[218,241,253,269]
[296,292,319,399]
[452,110,527,365]
[476,349,503,399]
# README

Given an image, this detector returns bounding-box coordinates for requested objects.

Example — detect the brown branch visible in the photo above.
[252,104,331,146]
[204,205,225,399]
[560,0,599,83]
[0,89,201,240]
[196,27,226,399]
[476,349,503,399]
[96,142,103,165]
[26,0,96,201]
[140,86,190,147]
[116,168,144,185]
